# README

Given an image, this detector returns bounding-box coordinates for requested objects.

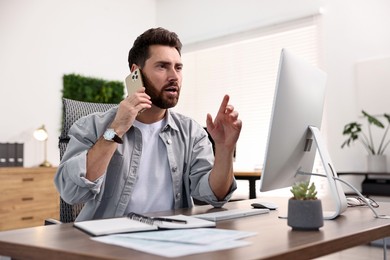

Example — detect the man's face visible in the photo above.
[141,45,183,109]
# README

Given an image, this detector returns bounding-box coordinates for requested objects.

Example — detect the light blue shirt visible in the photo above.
[54,106,237,221]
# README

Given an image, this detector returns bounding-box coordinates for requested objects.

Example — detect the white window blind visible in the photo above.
[174,16,322,170]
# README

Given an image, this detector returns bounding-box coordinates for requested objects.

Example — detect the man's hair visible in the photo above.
[128,27,182,69]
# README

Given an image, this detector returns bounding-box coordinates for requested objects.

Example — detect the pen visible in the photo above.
[127,212,188,224]
[152,217,187,224]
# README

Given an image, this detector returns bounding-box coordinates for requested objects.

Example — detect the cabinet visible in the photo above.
[338,172,390,196]
[0,167,59,231]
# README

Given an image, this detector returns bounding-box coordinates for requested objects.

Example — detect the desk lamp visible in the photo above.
[33,124,52,167]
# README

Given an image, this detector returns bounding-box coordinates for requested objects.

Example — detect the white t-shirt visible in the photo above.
[125,119,174,214]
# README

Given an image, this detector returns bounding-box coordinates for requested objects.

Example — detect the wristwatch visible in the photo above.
[103,128,123,144]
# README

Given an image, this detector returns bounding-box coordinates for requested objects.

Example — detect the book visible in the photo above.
[74,213,216,236]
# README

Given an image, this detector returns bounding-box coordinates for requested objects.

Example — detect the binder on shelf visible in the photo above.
[6,143,16,167]
[15,143,24,167]
[0,143,7,167]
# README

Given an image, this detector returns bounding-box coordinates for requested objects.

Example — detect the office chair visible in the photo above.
[46,98,117,224]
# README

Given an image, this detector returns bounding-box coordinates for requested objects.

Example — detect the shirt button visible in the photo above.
[167,139,172,144]
[175,193,181,199]
[172,166,177,172]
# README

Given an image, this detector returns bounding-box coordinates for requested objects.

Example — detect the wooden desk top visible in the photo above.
[234,171,261,177]
[0,198,389,260]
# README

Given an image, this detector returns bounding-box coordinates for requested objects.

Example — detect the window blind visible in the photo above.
[174,16,322,170]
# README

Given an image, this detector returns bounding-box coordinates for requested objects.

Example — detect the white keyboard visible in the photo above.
[193,208,269,221]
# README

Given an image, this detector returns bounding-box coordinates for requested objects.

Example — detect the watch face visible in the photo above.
[103,129,115,140]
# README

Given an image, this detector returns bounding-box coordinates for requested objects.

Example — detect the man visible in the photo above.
[55,27,242,221]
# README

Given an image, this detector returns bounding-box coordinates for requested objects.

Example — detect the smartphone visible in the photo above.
[125,68,144,96]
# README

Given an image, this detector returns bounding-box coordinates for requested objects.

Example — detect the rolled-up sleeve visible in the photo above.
[54,116,106,205]
[196,171,237,207]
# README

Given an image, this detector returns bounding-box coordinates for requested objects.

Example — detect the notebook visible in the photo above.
[74,213,216,236]
[193,208,270,221]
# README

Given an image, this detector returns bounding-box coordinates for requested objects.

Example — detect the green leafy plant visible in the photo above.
[290,181,317,200]
[60,73,125,132]
[341,110,390,155]
[62,73,124,103]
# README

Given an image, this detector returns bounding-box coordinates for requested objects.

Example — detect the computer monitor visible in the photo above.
[259,49,347,219]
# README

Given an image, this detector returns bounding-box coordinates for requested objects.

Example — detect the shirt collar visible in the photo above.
[164,109,179,132]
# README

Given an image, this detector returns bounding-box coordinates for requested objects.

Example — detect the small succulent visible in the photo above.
[290,181,318,200]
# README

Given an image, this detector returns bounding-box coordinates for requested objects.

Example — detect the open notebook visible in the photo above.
[74,213,216,236]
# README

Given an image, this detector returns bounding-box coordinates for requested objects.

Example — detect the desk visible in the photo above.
[234,171,261,199]
[1,198,389,260]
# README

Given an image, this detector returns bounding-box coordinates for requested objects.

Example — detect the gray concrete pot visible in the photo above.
[287,199,324,230]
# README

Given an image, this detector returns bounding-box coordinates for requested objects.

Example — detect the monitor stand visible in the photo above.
[299,126,348,220]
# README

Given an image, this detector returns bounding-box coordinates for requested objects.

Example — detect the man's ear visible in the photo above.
[130,64,139,72]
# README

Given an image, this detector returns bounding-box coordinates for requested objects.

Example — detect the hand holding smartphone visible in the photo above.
[125,68,144,96]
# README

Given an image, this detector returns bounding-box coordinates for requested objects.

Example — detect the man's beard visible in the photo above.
[141,71,180,109]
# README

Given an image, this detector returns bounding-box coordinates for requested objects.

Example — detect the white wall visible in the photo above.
[0,0,156,166]
[322,1,390,171]
[1,0,390,174]
[156,0,390,174]
[156,0,323,45]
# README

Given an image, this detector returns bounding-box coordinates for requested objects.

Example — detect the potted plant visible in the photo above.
[341,110,390,172]
[287,181,323,230]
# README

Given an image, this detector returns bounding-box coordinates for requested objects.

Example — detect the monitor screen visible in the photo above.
[259,49,327,192]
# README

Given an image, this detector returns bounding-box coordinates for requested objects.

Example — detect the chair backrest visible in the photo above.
[59,98,117,222]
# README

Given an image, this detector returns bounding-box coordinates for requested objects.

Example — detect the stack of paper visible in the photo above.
[92,228,257,258]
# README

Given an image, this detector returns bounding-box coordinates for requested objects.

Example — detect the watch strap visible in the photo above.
[112,133,123,144]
